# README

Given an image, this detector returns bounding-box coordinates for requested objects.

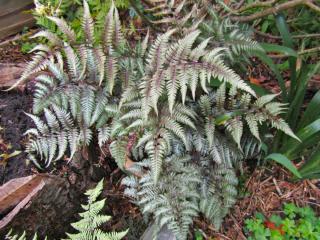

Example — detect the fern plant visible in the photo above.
[21,0,126,168]
[64,179,128,239]
[20,1,299,239]
[5,179,127,240]
[111,6,298,238]
[112,28,297,182]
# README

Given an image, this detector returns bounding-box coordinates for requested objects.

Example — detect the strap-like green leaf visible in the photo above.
[266,153,301,178]
[260,43,297,57]
[298,149,320,179]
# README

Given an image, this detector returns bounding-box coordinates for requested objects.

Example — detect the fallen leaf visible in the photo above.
[249,77,262,86]
[264,221,285,235]
[0,150,21,167]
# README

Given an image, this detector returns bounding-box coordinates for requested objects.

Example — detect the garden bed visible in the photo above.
[1,1,320,239]
[0,87,319,239]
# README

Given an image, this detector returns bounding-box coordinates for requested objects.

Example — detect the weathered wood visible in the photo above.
[0,175,45,213]
[0,0,35,40]
[0,174,83,239]
[0,63,25,90]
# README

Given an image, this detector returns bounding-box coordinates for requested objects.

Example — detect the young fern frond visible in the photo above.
[65,179,128,240]
[5,231,40,240]
[6,180,128,240]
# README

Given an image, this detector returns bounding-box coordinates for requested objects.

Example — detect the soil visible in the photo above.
[0,43,31,63]
[0,90,34,184]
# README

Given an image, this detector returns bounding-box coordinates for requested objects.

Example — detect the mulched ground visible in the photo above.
[0,43,31,63]
[196,166,320,239]
[0,32,319,240]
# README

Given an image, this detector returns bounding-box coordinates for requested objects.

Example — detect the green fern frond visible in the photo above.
[65,179,128,240]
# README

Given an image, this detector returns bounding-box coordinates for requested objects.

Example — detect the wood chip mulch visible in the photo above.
[196,166,320,240]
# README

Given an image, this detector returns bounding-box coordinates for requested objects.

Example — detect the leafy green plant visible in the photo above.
[245,203,320,240]
[20,42,37,54]
[261,13,320,179]
[33,0,129,41]
[5,179,128,240]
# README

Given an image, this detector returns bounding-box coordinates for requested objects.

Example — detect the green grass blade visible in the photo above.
[298,149,320,179]
[253,51,287,101]
[286,63,320,130]
[266,153,302,178]
[275,13,297,101]
[282,118,320,158]
[298,84,320,130]
[260,43,297,57]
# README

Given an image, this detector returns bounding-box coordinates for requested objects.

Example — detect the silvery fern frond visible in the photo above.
[122,156,200,240]
[5,231,40,240]
[25,107,78,168]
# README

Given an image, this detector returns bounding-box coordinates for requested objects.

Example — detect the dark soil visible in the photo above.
[0,43,31,63]
[0,90,33,184]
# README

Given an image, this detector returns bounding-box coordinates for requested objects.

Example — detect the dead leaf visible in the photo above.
[249,77,262,86]
[0,150,21,167]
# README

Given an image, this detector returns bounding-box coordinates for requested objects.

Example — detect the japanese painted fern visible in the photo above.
[20,2,299,239]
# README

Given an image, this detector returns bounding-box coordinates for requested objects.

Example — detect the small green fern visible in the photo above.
[5,179,127,240]
[64,179,128,240]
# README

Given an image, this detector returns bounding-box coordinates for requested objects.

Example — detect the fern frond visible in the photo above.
[110,140,127,170]
[65,179,128,240]
[47,16,76,43]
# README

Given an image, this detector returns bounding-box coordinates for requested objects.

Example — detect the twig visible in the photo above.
[234,0,246,10]
[237,0,279,13]
[305,1,320,12]
[272,178,283,196]
[231,0,320,22]
[0,30,37,48]
[299,46,320,55]
[254,29,320,39]
[268,46,320,58]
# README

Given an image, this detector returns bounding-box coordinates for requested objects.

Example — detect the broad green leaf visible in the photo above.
[215,110,244,125]
[249,83,270,97]
[286,64,313,130]
[298,86,320,130]
[266,153,301,178]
